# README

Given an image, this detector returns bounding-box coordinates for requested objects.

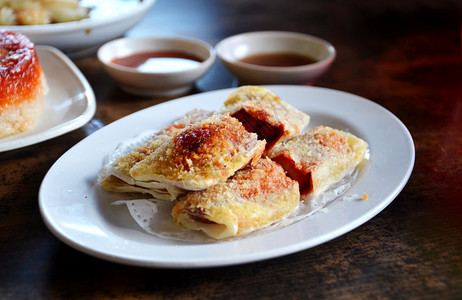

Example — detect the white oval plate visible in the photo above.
[2,0,156,55]
[0,46,96,152]
[39,86,415,268]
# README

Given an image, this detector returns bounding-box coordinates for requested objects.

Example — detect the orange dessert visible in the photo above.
[0,30,47,138]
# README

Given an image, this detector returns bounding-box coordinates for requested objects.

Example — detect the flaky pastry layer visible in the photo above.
[100,113,266,200]
[172,157,300,239]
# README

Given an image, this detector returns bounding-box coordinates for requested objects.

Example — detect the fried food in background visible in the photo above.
[0,0,90,25]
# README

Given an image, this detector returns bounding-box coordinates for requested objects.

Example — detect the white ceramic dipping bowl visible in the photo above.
[216,31,336,85]
[97,36,216,97]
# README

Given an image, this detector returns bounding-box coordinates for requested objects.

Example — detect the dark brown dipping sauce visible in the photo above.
[240,52,318,67]
[111,50,203,72]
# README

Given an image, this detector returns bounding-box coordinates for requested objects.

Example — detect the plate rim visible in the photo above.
[39,85,415,268]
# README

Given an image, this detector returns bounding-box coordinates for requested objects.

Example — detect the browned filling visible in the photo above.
[271,153,313,196]
[185,208,217,224]
[106,175,124,184]
[231,109,284,151]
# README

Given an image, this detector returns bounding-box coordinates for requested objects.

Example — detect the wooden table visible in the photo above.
[1,0,461,298]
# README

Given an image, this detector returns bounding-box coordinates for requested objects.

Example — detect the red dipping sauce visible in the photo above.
[111,50,203,73]
[239,52,318,67]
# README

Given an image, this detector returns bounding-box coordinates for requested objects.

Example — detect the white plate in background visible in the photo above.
[0,46,96,152]
[2,0,156,55]
[39,85,415,268]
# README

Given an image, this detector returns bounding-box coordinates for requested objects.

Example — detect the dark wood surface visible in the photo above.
[1,0,461,299]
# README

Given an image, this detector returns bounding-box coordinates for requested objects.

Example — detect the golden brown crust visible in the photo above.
[267,125,368,200]
[172,157,300,239]
[100,113,266,199]
[109,109,213,180]
[99,109,216,200]
[129,113,266,190]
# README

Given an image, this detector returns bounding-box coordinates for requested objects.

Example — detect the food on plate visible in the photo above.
[99,130,187,201]
[221,86,310,152]
[99,86,369,241]
[0,0,90,25]
[172,157,300,239]
[0,30,47,138]
[99,113,265,200]
[99,109,213,200]
[129,113,265,190]
[267,125,368,200]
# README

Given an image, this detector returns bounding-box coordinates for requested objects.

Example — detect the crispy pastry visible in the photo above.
[172,157,300,239]
[0,30,47,138]
[100,113,265,200]
[129,113,265,189]
[221,86,310,152]
[267,126,368,200]
[99,133,186,201]
[99,111,213,200]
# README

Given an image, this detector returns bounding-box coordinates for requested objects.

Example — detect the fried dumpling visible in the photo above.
[99,110,213,200]
[129,113,265,190]
[100,113,266,200]
[267,126,368,200]
[221,86,310,152]
[172,157,300,239]
[99,130,184,200]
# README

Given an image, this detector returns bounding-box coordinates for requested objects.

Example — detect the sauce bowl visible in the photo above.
[215,31,336,85]
[97,36,215,97]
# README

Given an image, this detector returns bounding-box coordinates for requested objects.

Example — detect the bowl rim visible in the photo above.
[215,31,336,73]
[97,36,216,75]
